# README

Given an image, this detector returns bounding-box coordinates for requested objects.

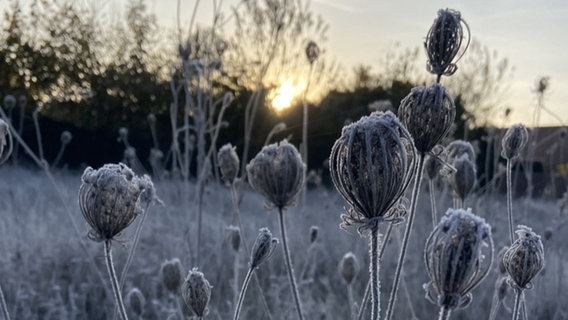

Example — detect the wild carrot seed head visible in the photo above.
[181,268,212,317]
[160,258,184,293]
[503,225,544,290]
[250,227,279,269]
[448,154,477,201]
[501,123,529,160]
[218,143,240,184]
[338,252,360,285]
[444,140,476,163]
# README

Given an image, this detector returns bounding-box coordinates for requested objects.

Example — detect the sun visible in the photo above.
[269,80,305,112]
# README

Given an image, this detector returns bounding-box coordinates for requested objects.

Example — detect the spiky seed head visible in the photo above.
[218,143,240,184]
[78,163,146,241]
[448,154,476,201]
[160,258,184,293]
[60,131,72,145]
[503,225,544,290]
[425,154,443,180]
[246,140,305,209]
[309,226,319,244]
[226,225,241,252]
[181,268,212,317]
[3,95,16,109]
[305,41,320,64]
[398,83,456,154]
[424,208,493,310]
[338,252,360,285]
[501,124,529,160]
[425,8,470,77]
[126,287,146,316]
[329,111,417,231]
[250,227,279,269]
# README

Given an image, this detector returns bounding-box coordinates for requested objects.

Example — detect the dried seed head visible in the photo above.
[445,140,476,163]
[501,124,529,160]
[218,143,240,184]
[305,41,320,64]
[181,268,212,317]
[329,111,417,231]
[424,208,493,310]
[60,131,72,145]
[126,287,146,316]
[226,225,241,252]
[160,258,184,293]
[448,154,476,201]
[338,252,360,285]
[0,119,12,164]
[250,227,279,269]
[309,226,319,244]
[425,154,443,180]
[246,140,305,209]
[503,225,544,290]
[78,163,146,241]
[398,83,456,154]
[425,9,470,78]
[3,95,16,109]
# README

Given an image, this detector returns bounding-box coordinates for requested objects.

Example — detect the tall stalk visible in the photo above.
[0,282,10,320]
[438,306,451,320]
[104,241,128,320]
[233,267,254,320]
[369,226,381,320]
[512,290,523,320]
[429,179,438,228]
[278,207,304,320]
[506,160,515,243]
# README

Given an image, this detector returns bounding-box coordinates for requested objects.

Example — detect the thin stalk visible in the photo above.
[429,179,438,228]
[369,226,381,320]
[385,154,425,320]
[512,290,522,320]
[0,282,10,320]
[233,267,254,320]
[233,251,240,310]
[278,207,305,320]
[104,240,128,320]
[357,223,394,320]
[300,63,315,210]
[506,160,515,244]
[32,110,44,161]
[438,306,451,320]
[347,284,354,320]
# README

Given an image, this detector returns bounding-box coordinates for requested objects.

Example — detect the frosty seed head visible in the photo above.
[338,252,360,285]
[448,154,476,201]
[218,143,240,184]
[503,225,544,291]
[60,131,72,145]
[305,40,320,64]
[226,225,241,252]
[160,258,184,293]
[246,140,305,209]
[126,287,145,316]
[329,111,417,231]
[3,95,16,109]
[309,225,319,244]
[78,163,146,241]
[398,83,456,154]
[445,140,476,163]
[181,268,212,317]
[424,208,493,310]
[501,124,529,160]
[250,227,279,269]
[425,8,470,78]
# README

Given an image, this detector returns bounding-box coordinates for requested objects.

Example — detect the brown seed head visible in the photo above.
[218,143,240,184]
[338,252,360,285]
[250,227,279,269]
[126,287,145,316]
[501,124,529,160]
[181,268,212,317]
[398,83,456,154]
[160,258,184,293]
[78,163,146,241]
[503,225,544,290]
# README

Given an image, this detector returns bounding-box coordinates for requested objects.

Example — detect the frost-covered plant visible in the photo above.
[448,154,477,208]
[126,288,145,317]
[0,118,13,165]
[181,268,212,319]
[424,208,494,320]
[339,252,360,319]
[218,143,240,185]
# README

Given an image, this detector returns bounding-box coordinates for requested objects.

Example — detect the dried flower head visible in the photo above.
[309,226,319,244]
[448,154,477,201]
[338,252,360,285]
[226,225,241,252]
[0,118,12,164]
[329,111,417,231]
[160,258,184,293]
[305,41,320,64]
[398,83,456,154]
[503,225,544,290]
[246,140,305,209]
[218,143,240,184]
[3,95,16,109]
[78,163,147,241]
[250,227,279,269]
[181,268,212,317]
[126,287,146,316]
[424,208,493,310]
[425,8,470,78]
[501,124,529,160]
[60,131,72,145]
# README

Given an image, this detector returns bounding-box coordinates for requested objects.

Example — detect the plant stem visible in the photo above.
[233,267,254,320]
[347,284,354,320]
[0,282,10,320]
[369,226,381,320]
[512,289,523,320]
[385,154,425,320]
[104,240,128,320]
[429,179,438,228]
[233,250,240,310]
[438,306,452,320]
[506,160,515,244]
[278,207,305,320]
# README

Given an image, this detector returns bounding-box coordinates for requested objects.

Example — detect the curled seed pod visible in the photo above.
[425,154,443,180]
[309,226,319,244]
[78,163,146,241]
[126,287,146,316]
[181,268,212,317]
[3,95,16,109]
[218,143,240,184]
[448,154,476,201]
[60,131,72,145]
[503,225,544,290]
[424,208,493,310]
[305,40,320,64]
[226,225,241,252]
[425,9,470,78]
[398,83,456,154]
[160,258,184,293]
[338,252,360,285]
[329,111,417,231]
[250,227,279,269]
[246,140,305,209]
[501,124,529,160]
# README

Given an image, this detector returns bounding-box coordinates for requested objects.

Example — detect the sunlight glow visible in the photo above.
[269,80,306,112]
